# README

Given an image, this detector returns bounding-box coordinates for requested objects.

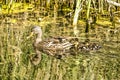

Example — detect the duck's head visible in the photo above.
[27,26,42,39]
[32,26,42,35]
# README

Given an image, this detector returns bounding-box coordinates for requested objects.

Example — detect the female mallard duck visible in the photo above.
[30,26,101,65]
[30,26,73,65]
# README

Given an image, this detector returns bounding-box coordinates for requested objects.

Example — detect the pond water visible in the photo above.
[0,12,120,80]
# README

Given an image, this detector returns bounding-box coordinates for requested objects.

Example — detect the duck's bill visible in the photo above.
[27,32,34,39]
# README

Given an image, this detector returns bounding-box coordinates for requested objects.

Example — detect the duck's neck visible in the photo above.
[35,33,42,45]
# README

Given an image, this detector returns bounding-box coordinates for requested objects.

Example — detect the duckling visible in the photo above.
[78,42,102,51]
[70,41,102,54]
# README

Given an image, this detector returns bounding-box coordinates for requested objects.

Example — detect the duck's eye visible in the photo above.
[55,55,62,59]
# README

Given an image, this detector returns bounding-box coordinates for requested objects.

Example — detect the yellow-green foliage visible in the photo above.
[0,1,120,80]
[1,3,34,14]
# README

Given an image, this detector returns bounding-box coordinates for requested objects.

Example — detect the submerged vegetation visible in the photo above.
[0,0,120,80]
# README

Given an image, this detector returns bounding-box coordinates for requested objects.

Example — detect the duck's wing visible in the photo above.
[36,39,73,56]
